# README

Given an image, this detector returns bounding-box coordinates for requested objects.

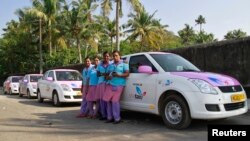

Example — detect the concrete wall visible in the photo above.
[167,36,250,87]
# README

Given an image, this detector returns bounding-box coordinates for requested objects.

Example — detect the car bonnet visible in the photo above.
[170,72,240,87]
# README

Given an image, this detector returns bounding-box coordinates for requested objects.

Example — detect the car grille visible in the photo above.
[224,102,245,111]
[72,88,81,91]
[218,85,242,93]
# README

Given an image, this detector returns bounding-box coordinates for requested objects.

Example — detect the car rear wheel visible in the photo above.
[27,90,31,99]
[161,94,191,129]
[52,92,61,107]
[37,90,44,103]
[9,88,11,95]
[4,89,7,95]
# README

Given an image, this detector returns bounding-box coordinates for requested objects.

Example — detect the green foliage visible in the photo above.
[4,2,247,77]
[43,48,79,70]
[178,16,217,46]
[224,29,247,40]
[178,24,196,46]
[194,31,217,44]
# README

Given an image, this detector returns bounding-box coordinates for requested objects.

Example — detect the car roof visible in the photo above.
[49,69,78,71]
[9,76,23,77]
[122,51,172,58]
[26,74,43,76]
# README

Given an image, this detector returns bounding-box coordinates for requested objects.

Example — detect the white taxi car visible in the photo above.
[3,76,23,95]
[121,52,248,129]
[19,74,43,98]
[37,69,83,106]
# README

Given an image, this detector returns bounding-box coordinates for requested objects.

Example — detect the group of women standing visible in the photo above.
[76,51,129,124]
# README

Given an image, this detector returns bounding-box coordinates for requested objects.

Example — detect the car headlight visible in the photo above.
[189,79,218,94]
[61,84,71,92]
[32,84,37,89]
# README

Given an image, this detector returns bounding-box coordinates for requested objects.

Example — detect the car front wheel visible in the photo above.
[27,90,31,99]
[37,90,44,103]
[161,94,191,129]
[52,92,61,107]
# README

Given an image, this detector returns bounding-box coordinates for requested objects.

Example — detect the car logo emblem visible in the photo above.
[232,86,236,92]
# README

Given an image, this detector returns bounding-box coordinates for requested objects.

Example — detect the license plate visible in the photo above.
[76,91,82,95]
[231,93,246,102]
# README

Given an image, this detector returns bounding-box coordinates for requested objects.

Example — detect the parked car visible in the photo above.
[19,74,43,98]
[3,76,23,95]
[120,52,248,129]
[37,69,83,106]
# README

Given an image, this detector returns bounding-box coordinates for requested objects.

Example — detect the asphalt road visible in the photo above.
[0,88,249,141]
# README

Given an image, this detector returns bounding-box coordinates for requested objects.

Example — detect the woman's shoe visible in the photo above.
[76,114,87,118]
[105,119,114,123]
[113,120,122,124]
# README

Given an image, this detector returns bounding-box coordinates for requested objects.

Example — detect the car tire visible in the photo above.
[27,89,31,99]
[37,90,44,103]
[19,89,23,97]
[4,89,7,95]
[9,88,12,95]
[52,92,61,107]
[160,94,191,130]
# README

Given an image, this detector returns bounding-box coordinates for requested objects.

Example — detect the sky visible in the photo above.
[0,0,250,40]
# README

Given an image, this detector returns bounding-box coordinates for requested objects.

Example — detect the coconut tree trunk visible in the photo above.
[85,45,88,58]
[115,0,120,51]
[49,19,52,56]
[77,37,82,63]
[140,34,144,52]
[111,36,113,52]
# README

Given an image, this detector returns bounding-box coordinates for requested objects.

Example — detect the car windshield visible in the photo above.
[12,76,23,82]
[30,75,43,82]
[150,54,200,72]
[56,71,82,81]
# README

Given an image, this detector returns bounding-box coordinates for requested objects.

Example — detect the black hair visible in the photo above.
[84,57,90,61]
[112,50,121,56]
[103,51,109,57]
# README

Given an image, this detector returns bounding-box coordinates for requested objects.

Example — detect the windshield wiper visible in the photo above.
[182,68,199,72]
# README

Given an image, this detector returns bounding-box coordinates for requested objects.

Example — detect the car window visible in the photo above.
[30,75,42,82]
[12,76,23,82]
[48,71,55,80]
[129,55,158,73]
[150,54,200,72]
[42,71,49,80]
[24,75,28,81]
[56,71,82,81]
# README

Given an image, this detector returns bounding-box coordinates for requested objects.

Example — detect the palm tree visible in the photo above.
[105,18,116,52]
[61,0,98,63]
[195,15,206,33]
[124,8,167,51]
[28,0,61,56]
[178,24,196,46]
[224,29,247,40]
[195,31,216,44]
[95,16,116,52]
[100,0,142,51]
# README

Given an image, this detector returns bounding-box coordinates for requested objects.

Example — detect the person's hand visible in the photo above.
[105,76,112,80]
[112,72,119,77]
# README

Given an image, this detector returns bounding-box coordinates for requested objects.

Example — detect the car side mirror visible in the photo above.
[138,65,153,73]
[46,77,53,81]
